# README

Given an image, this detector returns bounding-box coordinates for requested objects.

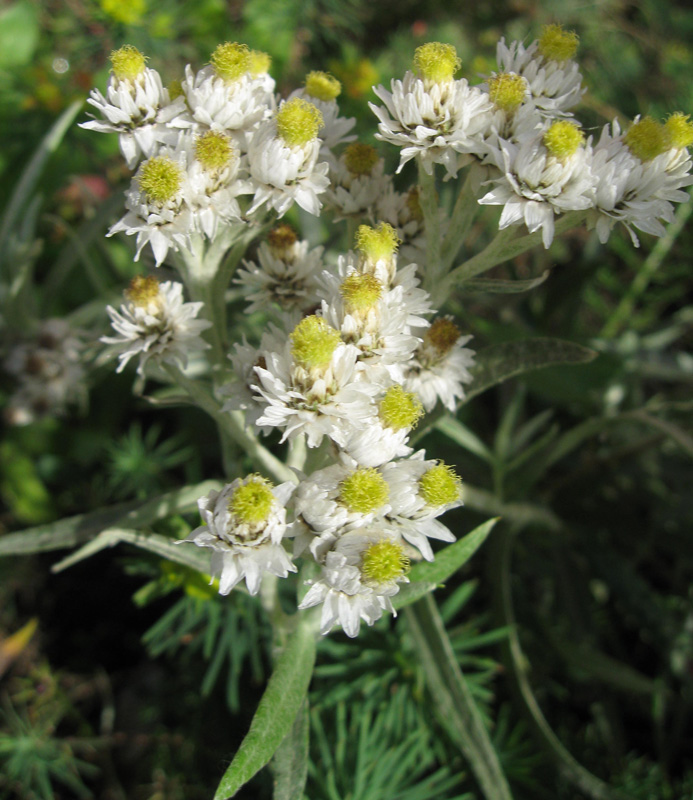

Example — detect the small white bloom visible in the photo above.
[403,317,475,412]
[179,476,296,596]
[101,276,211,375]
[324,143,392,221]
[298,527,409,637]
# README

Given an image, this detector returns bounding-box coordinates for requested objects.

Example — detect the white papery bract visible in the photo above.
[179,477,296,596]
[288,86,356,160]
[496,36,584,117]
[324,147,392,221]
[247,117,330,217]
[370,72,495,178]
[298,527,409,638]
[81,65,186,168]
[404,317,475,412]
[480,127,595,247]
[102,277,211,375]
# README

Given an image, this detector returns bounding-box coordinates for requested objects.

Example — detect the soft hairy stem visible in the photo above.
[417,159,442,293]
[440,170,477,271]
[163,365,295,484]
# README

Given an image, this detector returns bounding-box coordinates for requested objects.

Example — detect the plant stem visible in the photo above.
[440,170,476,270]
[418,159,442,294]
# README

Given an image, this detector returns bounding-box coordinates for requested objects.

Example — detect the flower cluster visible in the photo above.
[3,319,87,425]
[371,27,693,247]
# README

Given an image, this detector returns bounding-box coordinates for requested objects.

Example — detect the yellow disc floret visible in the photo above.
[290,316,341,369]
[419,462,462,507]
[361,539,410,584]
[344,143,379,176]
[109,45,147,81]
[426,317,461,355]
[379,385,424,431]
[339,468,389,514]
[355,223,400,262]
[249,49,271,75]
[304,71,342,101]
[413,42,461,83]
[211,42,251,83]
[488,72,527,112]
[340,273,382,313]
[544,120,584,159]
[126,275,160,307]
[195,130,234,171]
[665,112,693,150]
[276,98,323,147]
[228,476,275,525]
[625,117,668,162]
[538,24,579,62]
[138,156,182,204]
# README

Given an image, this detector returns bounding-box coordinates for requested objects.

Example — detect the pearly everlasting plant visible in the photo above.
[7,22,689,800]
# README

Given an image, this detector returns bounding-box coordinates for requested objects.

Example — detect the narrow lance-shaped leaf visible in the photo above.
[394,518,498,610]
[214,617,318,800]
[462,338,597,406]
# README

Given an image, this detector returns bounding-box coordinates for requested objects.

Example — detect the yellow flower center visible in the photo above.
[290,316,341,369]
[304,71,342,101]
[538,24,579,62]
[249,50,271,75]
[488,72,527,112]
[339,468,389,514]
[355,222,400,262]
[125,275,160,307]
[195,130,234,171]
[361,539,410,584]
[228,476,275,525]
[426,317,461,355]
[624,117,668,162]
[276,98,323,147]
[379,385,423,431]
[665,112,693,150]
[109,45,147,81]
[412,42,461,83]
[340,273,382,314]
[419,463,462,507]
[344,142,379,176]
[543,120,584,159]
[211,42,251,83]
[138,156,182,204]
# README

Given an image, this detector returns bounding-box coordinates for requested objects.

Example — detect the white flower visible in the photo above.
[80,47,186,168]
[298,527,409,637]
[247,99,330,217]
[496,31,584,117]
[370,72,495,177]
[403,317,475,412]
[324,144,392,221]
[480,120,595,247]
[235,228,324,316]
[108,143,195,267]
[101,276,211,375]
[375,186,427,265]
[178,476,296,595]
[288,85,356,160]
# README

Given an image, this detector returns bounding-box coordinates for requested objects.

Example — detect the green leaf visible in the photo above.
[460,271,550,293]
[463,338,598,405]
[0,480,223,557]
[434,417,494,463]
[0,2,39,68]
[271,699,310,800]
[214,617,318,800]
[0,441,54,524]
[394,518,498,611]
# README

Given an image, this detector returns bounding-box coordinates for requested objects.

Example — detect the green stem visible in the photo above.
[405,595,514,800]
[445,210,586,290]
[417,159,442,294]
[440,170,476,270]
[163,365,295,484]
[600,192,693,339]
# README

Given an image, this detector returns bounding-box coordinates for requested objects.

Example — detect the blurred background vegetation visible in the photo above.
[1,0,693,798]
